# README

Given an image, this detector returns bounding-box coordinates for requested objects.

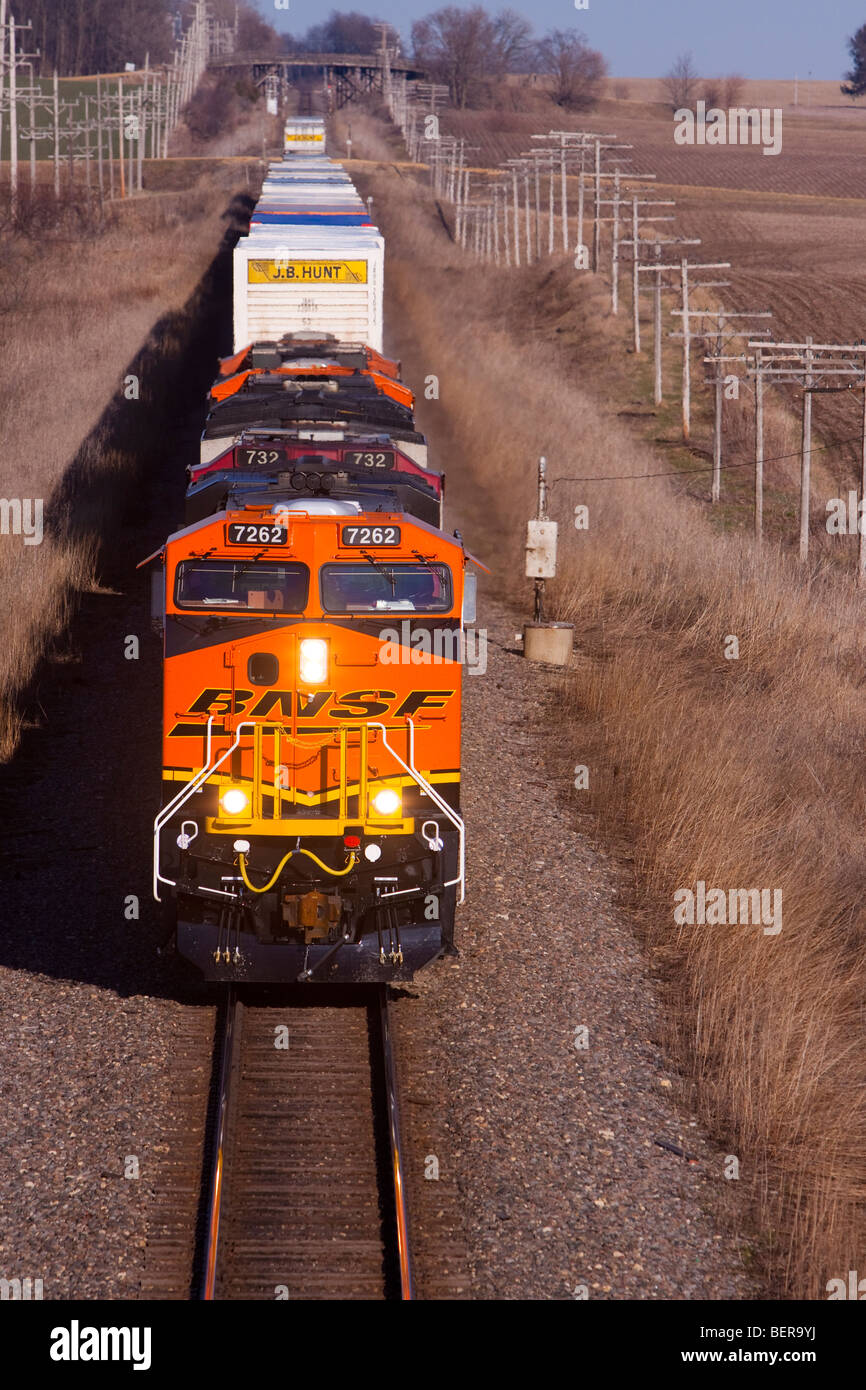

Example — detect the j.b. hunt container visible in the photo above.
[283,117,326,154]
[232,227,385,352]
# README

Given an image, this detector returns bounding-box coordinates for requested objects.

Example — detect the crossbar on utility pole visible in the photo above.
[701,312,773,502]
[669,261,731,438]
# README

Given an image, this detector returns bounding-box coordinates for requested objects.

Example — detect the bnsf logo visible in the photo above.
[168,687,454,737]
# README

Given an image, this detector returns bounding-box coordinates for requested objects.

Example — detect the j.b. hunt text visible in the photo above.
[673,101,782,156]
[674,881,782,935]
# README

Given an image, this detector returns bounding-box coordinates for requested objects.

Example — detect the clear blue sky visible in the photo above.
[251,0,865,79]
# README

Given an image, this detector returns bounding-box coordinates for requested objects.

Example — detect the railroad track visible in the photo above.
[195,986,413,1301]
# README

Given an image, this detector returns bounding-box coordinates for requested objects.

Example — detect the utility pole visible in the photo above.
[9,15,17,215]
[700,311,773,502]
[800,335,813,563]
[669,259,731,439]
[118,77,126,198]
[755,347,764,540]
[746,339,866,565]
[618,195,676,345]
[0,0,6,173]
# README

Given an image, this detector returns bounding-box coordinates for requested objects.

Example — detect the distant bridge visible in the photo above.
[209,51,426,108]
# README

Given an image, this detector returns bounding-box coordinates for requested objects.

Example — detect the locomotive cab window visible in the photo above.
[175,560,309,613]
[320,562,453,613]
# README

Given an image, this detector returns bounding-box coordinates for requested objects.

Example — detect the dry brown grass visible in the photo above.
[0,168,254,758]
[346,129,866,1294]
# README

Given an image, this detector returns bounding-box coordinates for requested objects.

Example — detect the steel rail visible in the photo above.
[377,985,415,1300]
[198,986,238,1300]
[196,987,414,1300]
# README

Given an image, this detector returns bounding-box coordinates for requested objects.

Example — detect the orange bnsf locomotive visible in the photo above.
[149,156,477,983]
[152,495,475,981]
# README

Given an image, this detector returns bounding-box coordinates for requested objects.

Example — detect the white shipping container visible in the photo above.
[283,118,326,154]
[233,228,384,352]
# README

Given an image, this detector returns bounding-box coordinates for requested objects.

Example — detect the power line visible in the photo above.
[550,432,866,486]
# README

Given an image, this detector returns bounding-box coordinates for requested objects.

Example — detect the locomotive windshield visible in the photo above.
[175,560,309,612]
[320,562,452,613]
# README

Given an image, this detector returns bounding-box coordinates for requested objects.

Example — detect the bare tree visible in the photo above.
[535,30,607,110]
[663,52,699,110]
[722,73,745,107]
[295,10,394,55]
[411,6,497,108]
[490,8,533,75]
[701,79,721,108]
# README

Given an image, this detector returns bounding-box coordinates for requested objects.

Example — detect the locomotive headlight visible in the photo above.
[299,637,328,684]
[371,787,401,817]
[220,786,249,816]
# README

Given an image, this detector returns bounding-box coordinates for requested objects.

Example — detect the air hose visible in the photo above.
[238,848,359,894]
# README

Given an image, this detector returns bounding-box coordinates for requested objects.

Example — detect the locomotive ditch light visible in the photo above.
[370,786,401,818]
[220,786,249,816]
[233,839,251,853]
[299,637,328,684]
[364,843,383,863]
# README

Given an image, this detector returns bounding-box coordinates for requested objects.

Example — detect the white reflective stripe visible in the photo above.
[368,719,465,905]
[153,719,255,902]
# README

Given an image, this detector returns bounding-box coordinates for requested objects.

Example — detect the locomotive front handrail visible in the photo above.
[153,718,257,903]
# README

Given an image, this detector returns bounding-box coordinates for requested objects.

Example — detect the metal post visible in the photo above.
[524,170,531,265]
[512,169,520,268]
[534,455,547,622]
[799,336,813,563]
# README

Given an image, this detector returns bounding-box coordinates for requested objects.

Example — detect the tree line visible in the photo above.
[8,1,607,112]
[290,7,607,111]
[6,0,273,77]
